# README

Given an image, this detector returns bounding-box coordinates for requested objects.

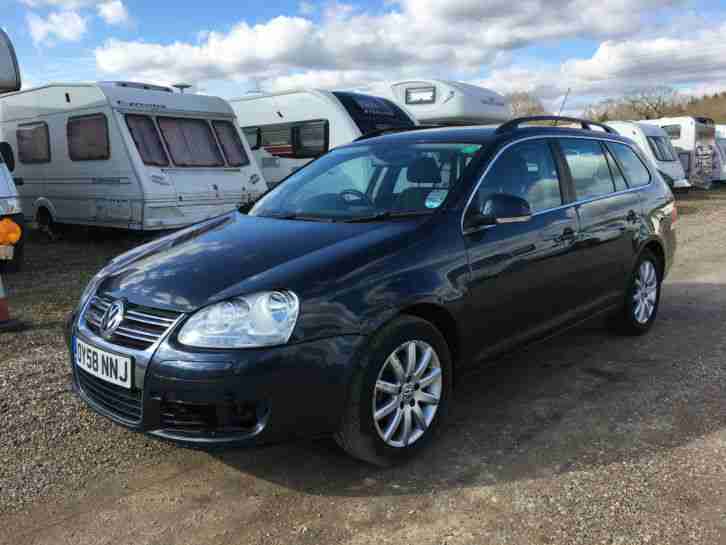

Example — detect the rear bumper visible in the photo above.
[69,331,367,446]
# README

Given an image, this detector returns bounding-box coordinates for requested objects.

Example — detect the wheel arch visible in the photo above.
[33,198,57,224]
[398,303,461,373]
[641,238,666,278]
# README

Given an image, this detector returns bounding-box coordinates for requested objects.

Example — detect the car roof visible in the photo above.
[340,124,635,149]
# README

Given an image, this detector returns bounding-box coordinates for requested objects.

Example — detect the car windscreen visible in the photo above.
[250,142,484,221]
[332,91,415,135]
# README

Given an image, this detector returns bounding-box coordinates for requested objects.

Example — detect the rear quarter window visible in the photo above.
[608,143,652,188]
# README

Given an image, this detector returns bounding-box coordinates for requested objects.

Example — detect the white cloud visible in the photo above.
[94,0,682,92]
[96,0,128,25]
[27,10,88,46]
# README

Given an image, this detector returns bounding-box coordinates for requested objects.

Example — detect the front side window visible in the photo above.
[17,122,50,164]
[157,117,224,167]
[472,140,563,214]
[68,113,110,161]
[125,114,168,167]
[212,120,249,167]
[647,136,677,162]
[560,139,616,201]
[251,142,484,221]
[608,142,652,188]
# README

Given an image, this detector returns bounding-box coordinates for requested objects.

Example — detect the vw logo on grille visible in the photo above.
[100,300,125,340]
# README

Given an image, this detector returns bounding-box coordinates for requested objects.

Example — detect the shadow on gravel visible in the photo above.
[213,280,726,498]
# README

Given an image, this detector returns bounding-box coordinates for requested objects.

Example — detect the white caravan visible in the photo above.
[0,81,266,232]
[606,121,691,190]
[0,28,23,272]
[642,117,725,185]
[230,90,417,188]
[361,79,511,126]
[715,125,726,171]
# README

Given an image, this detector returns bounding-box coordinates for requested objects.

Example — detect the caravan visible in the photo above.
[643,117,726,185]
[0,81,266,232]
[230,90,417,188]
[607,121,691,190]
[362,79,511,126]
[0,29,23,272]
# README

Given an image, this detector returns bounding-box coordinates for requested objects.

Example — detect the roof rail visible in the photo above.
[353,125,440,141]
[496,115,617,134]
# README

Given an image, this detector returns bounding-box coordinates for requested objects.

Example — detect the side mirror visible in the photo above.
[468,193,532,228]
[0,142,14,173]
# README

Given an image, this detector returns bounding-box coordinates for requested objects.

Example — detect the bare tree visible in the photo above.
[623,86,684,119]
[506,92,548,117]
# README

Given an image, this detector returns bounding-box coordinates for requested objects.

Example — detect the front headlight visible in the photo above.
[178,291,300,348]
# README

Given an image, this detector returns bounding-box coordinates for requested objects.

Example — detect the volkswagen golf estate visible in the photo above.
[67,116,677,466]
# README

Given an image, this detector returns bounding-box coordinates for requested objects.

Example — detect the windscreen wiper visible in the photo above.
[343,210,433,223]
[260,212,337,222]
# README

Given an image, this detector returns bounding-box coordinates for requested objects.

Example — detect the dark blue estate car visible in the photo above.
[67,116,677,465]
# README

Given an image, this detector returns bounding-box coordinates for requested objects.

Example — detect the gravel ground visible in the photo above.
[2,188,726,544]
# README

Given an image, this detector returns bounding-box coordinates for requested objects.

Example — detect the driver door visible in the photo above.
[462,139,580,361]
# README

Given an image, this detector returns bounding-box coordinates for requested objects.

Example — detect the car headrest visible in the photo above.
[407,157,442,185]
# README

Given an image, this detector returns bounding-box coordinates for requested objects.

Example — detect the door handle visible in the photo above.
[553,227,576,244]
[13,177,23,186]
[626,210,639,223]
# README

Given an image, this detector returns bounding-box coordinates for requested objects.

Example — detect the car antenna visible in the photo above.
[553,88,571,127]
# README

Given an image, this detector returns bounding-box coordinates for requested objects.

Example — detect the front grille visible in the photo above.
[77,367,142,422]
[84,296,181,350]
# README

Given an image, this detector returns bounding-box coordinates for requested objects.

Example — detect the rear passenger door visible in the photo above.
[557,138,642,308]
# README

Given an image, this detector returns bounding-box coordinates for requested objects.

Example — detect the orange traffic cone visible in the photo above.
[0,271,24,333]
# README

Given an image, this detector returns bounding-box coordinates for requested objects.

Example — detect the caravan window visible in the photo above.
[405,86,436,105]
[662,125,681,140]
[253,120,329,159]
[212,120,250,167]
[68,113,110,161]
[332,92,415,135]
[17,122,50,164]
[243,127,261,150]
[647,136,677,162]
[125,114,169,167]
[158,117,224,167]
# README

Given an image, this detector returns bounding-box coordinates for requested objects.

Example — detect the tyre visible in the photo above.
[335,315,453,466]
[614,250,662,335]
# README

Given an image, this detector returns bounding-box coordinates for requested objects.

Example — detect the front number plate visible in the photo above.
[75,338,133,389]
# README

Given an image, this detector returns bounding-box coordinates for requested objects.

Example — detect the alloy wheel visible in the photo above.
[633,260,658,324]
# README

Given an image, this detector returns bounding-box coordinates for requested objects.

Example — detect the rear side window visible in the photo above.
[125,114,168,167]
[68,113,110,161]
[608,143,652,187]
[212,120,249,167]
[560,139,616,200]
[603,145,628,192]
[647,136,677,162]
[474,139,563,213]
[157,117,224,167]
[17,122,50,163]
[332,91,414,135]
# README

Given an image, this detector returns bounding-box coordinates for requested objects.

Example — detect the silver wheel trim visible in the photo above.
[633,260,658,324]
[372,340,443,448]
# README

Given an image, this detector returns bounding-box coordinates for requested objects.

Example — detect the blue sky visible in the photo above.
[4,0,726,112]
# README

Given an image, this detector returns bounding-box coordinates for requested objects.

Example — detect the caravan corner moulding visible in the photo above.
[0,81,267,231]
[361,80,511,126]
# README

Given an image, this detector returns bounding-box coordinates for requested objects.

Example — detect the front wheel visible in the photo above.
[614,250,662,335]
[335,315,453,466]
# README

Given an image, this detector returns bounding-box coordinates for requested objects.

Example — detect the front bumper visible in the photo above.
[69,326,366,446]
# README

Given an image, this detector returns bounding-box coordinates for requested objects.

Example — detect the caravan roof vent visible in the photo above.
[101,81,174,93]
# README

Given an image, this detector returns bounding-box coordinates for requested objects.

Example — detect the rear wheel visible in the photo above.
[335,315,453,466]
[614,250,662,335]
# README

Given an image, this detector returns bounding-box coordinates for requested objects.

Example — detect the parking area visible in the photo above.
[2,188,726,545]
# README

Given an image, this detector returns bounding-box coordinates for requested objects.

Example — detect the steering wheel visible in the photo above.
[338,189,374,208]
